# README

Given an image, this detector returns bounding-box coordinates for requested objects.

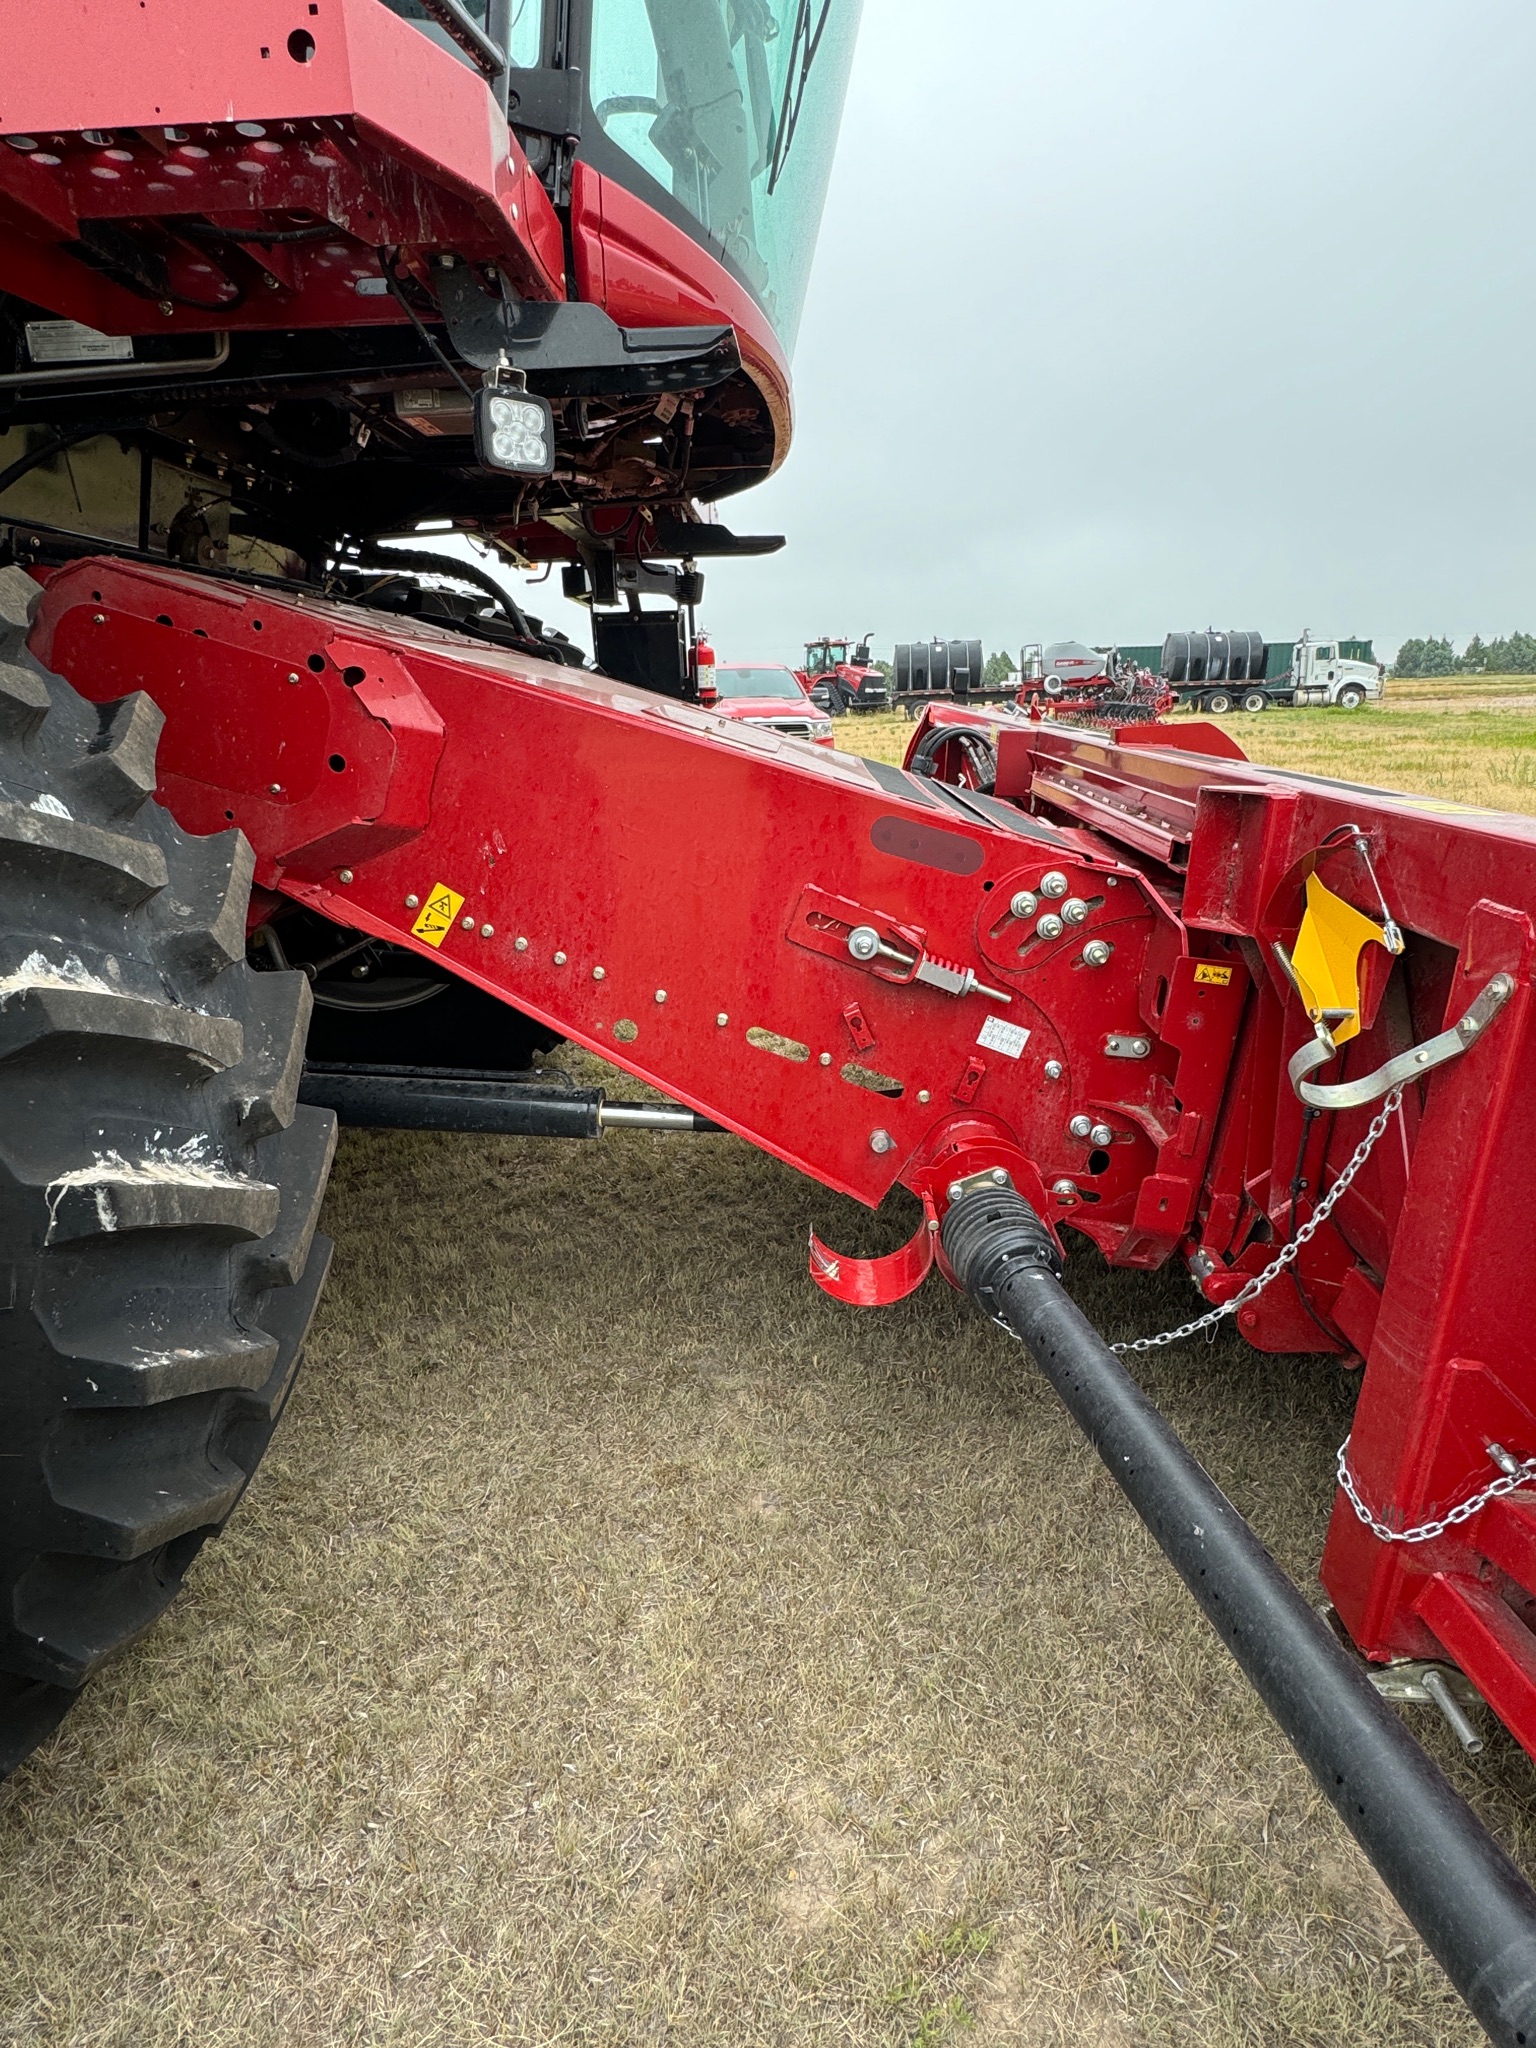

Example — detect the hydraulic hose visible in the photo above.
[0,424,133,504]
[942,1183,1536,2048]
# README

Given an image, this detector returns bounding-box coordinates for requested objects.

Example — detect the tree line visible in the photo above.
[1392,633,1536,676]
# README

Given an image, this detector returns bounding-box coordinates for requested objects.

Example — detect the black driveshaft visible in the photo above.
[298,1064,722,1137]
[942,1184,1536,2048]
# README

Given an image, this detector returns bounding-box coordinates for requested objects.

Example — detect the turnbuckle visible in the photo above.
[846,925,1013,1005]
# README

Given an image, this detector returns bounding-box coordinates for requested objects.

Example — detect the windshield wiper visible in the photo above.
[766,0,831,193]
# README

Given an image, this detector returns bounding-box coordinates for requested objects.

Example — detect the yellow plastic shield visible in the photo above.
[1290,872,1390,1045]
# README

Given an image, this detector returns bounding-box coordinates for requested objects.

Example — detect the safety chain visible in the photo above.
[1336,1438,1536,1545]
[1111,1085,1404,1355]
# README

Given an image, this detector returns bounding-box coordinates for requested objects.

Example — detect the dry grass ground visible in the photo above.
[3,693,1535,2046]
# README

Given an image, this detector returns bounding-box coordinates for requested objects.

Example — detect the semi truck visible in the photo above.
[1161,629,1385,711]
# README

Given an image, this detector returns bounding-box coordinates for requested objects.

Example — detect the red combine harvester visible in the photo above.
[2,7,1536,2038]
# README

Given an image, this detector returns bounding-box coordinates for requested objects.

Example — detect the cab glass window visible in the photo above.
[589,0,861,355]
[383,0,543,71]
[715,665,803,698]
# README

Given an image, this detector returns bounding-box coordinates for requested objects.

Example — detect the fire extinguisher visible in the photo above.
[694,632,718,707]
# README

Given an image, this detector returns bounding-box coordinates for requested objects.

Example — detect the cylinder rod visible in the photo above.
[942,1186,1536,2047]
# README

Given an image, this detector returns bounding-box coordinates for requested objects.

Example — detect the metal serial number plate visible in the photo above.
[25,320,134,365]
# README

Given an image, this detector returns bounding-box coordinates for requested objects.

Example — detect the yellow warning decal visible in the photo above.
[411,882,464,947]
[1193,963,1234,986]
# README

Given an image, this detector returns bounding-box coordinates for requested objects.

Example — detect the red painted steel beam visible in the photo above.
[1480,1495,1536,1594]
[31,559,1201,1231]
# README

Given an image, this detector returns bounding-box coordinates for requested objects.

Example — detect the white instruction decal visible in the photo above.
[976,1015,1029,1059]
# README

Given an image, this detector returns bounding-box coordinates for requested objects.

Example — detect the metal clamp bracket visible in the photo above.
[1288,972,1514,1110]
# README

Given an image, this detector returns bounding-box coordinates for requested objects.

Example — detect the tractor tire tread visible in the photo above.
[0,566,334,1775]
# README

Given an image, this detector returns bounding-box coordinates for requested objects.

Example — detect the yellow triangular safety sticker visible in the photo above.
[411,881,465,948]
[1290,871,1389,1044]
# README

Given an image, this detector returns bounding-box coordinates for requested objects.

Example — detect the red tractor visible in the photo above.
[3,9,1536,2038]
[798,632,890,713]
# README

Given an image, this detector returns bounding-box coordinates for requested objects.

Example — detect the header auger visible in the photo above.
[3,6,1536,2041]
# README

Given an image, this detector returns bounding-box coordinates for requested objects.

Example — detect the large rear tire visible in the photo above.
[0,566,336,1780]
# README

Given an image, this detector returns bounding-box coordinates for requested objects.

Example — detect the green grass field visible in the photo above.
[1,692,1531,2047]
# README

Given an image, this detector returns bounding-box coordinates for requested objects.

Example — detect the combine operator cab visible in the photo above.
[0,0,862,693]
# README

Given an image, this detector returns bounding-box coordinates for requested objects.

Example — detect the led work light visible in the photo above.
[474,379,555,477]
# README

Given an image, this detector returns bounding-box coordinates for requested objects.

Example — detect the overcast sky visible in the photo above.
[507,0,1536,667]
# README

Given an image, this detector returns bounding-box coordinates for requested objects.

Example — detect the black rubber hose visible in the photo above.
[942,1185,1536,2048]
[908,724,997,794]
[0,424,131,504]
[170,219,337,244]
[349,544,537,641]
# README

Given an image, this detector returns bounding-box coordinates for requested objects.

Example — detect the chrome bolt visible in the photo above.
[848,925,881,962]
[1037,912,1064,941]
[1061,897,1088,925]
[1040,870,1069,898]
[655,989,667,1003]
[461,915,475,930]
[1069,1114,1094,1140]
[946,1180,966,1204]
[1009,889,1038,920]
[1082,939,1113,967]
[592,966,605,981]
[819,1052,832,1066]
[404,893,419,910]
[337,868,353,884]
[269,782,283,794]
[287,671,299,684]
[1043,1059,1064,1081]
[480,922,494,938]
[991,1168,1010,1186]
[917,1089,931,1104]
[716,1012,729,1027]
[514,937,528,952]
[870,1129,895,1155]
[1090,1122,1114,1148]
[93,613,106,625]
[1051,1178,1079,1202]
[553,949,567,964]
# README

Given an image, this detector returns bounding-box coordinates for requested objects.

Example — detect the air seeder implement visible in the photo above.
[3,6,1536,2040]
